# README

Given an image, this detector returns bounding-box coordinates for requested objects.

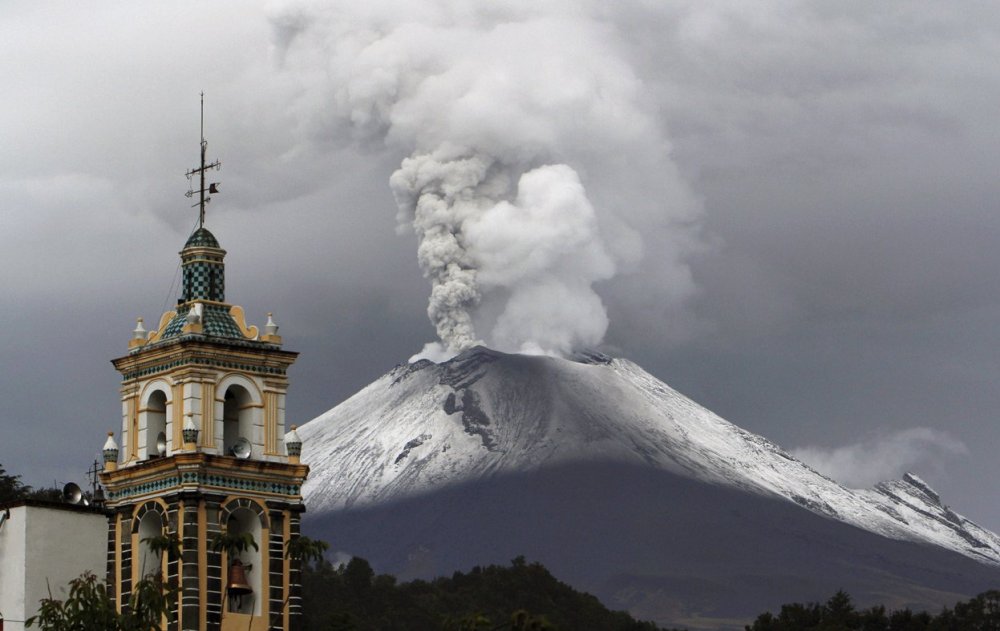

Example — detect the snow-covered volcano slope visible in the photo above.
[300,346,1000,565]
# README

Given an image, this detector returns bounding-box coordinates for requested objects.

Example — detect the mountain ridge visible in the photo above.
[300,346,1000,565]
[297,346,1000,628]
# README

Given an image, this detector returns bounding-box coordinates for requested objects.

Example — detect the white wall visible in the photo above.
[0,505,28,630]
[0,503,106,631]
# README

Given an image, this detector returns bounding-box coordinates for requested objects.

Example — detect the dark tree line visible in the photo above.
[302,555,672,631]
[747,589,1000,631]
[0,462,63,503]
[302,556,1000,631]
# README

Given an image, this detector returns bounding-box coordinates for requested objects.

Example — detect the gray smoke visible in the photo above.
[270,1,702,359]
[793,428,969,489]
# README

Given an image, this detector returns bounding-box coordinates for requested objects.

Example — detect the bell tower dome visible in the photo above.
[100,99,309,631]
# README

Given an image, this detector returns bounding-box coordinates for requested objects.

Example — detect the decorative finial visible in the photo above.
[285,424,303,463]
[103,432,120,472]
[183,413,199,450]
[262,311,282,344]
[129,317,149,349]
[185,92,221,229]
[186,303,203,325]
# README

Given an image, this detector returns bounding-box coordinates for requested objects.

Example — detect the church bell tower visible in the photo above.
[99,102,309,631]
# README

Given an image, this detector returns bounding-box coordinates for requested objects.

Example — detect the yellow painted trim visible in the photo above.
[128,397,139,463]
[130,498,170,592]
[131,512,167,590]
[220,495,270,520]
[264,392,277,454]
[202,382,215,449]
[137,404,171,414]
[175,298,228,308]
[215,373,263,403]
[229,305,259,340]
[220,613,269,631]
[138,379,174,407]
[146,310,177,344]
[219,495,270,621]
[172,383,184,449]
[130,497,171,520]
[181,256,224,265]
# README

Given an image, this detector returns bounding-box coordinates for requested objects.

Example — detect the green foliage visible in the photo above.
[266,536,333,629]
[0,462,83,504]
[746,588,1000,631]
[27,486,67,502]
[286,534,330,563]
[26,571,177,631]
[210,530,258,557]
[1,462,33,502]
[302,556,669,631]
[142,533,180,565]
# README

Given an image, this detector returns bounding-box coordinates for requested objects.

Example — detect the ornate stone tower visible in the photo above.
[99,111,308,631]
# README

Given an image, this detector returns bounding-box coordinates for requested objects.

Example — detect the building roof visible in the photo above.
[0,497,109,515]
[159,303,246,341]
[184,226,221,249]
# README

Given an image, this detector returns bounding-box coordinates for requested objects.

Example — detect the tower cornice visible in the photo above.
[112,337,299,383]
[100,452,309,507]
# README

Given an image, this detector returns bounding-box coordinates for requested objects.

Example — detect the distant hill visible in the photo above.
[302,556,669,630]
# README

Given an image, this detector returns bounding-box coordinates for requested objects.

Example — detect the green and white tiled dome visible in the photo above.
[183,226,221,249]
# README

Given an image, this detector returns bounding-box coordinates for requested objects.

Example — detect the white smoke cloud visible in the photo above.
[269,0,702,359]
[792,428,968,489]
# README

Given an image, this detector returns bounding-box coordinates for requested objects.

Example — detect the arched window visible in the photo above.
[225,507,263,615]
[145,390,167,459]
[136,509,164,579]
[223,385,254,457]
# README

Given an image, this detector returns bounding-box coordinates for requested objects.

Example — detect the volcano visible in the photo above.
[298,347,1000,629]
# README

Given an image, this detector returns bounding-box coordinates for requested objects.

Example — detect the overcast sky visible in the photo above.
[2,1,999,531]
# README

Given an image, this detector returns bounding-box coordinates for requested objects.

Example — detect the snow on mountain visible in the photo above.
[299,346,1000,566]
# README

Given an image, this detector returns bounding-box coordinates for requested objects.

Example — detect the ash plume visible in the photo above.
[270,1,702,359]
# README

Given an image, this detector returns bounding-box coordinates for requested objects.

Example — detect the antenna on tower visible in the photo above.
[185,92,222,228]
[86,458,105,506]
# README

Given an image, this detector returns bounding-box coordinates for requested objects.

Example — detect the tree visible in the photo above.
[210,530,259,558]
[267,535,330,628]
[142,533,181,569]
[301,556,667,630]
[745,589,1000,631]
[822,590,857,627]
[285,534,329,565]
[0,462,78,504]
[26,571,177,631]
[1,462,29,502]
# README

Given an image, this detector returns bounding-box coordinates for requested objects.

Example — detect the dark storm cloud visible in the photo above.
[2,1,999,530]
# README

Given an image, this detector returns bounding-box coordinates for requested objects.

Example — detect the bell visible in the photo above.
[226,558,253,597]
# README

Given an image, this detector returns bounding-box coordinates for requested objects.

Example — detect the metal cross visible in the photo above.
[86,459,102,493]
[185,92,221,228]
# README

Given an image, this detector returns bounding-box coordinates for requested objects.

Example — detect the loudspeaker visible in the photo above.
[62,482,83,504]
